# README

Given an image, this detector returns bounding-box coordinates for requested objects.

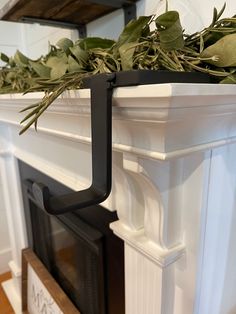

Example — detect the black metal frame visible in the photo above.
[27,70,209,215]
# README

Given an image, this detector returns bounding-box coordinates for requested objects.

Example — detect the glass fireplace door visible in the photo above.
[19,160,125,314]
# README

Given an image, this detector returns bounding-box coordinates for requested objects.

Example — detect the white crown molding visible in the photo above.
[0,83,236,161]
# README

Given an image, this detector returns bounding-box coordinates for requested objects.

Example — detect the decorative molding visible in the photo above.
[0,83,236,161]
[111,153,186,267]
[3,120,236,161]
[111,221,185,267]
[112,162,145,230]
[122,153,165,246]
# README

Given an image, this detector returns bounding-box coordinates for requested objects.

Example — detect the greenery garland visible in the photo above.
[0,4,235,134]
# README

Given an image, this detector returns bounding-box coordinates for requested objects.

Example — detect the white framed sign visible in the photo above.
[22,248,80,314]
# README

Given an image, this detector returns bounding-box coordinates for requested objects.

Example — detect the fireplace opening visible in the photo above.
[18,160,125,314]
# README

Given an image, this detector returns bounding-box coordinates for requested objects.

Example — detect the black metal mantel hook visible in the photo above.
[28,70,210,215]
[32,73,116,215]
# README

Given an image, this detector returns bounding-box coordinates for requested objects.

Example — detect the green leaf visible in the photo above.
[67,56,83,72]
[69,45,88,66]
[155,11,184,51]
[220,74,236,84]
[201,33,236,67]
[29,61,51,78]
[217,3,226,20]
[14,50,30,67]
[51,64,68,79]
[116,16,151,49]
[56,38,73,52]
[119,42,136,70]
[46,53,68,79]
[0,52,9,63]
[8,56,16,67]
[79,37,115,50]
[211,7,218,26]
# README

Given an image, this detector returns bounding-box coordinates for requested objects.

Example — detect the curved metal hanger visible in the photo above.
[27,70,209,215]
[31,73,116,215]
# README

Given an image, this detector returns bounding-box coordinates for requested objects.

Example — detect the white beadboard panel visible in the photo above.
[220,207,236,314]
[125,243,182,314]
[174,151,211,314]
[125,244,163,314]
[120,151,211,314]
[197,144,236,314]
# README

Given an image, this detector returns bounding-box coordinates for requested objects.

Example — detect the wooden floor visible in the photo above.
[0,272,14,314]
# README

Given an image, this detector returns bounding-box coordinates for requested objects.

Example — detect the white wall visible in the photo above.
[20,24,78,59]
[0,20,23,274]
[0,20,22,62]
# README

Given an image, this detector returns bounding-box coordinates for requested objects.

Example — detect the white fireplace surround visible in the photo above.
[0,83,236,314]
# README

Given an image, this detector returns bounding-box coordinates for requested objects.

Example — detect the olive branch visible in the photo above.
[0,4,235,134]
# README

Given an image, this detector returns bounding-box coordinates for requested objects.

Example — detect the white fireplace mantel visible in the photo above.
[1,83,236,159]
[0,83,236,314]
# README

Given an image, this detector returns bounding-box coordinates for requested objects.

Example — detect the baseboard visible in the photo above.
[9,260,21,278]
[0,248,11,274]
[2,278,22,314]
[2,260,22,314]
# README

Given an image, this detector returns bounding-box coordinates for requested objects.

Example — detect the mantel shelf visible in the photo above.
[0,83,236,161]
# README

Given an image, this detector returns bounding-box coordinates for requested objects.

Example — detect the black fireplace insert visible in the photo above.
[18,160,125,314]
